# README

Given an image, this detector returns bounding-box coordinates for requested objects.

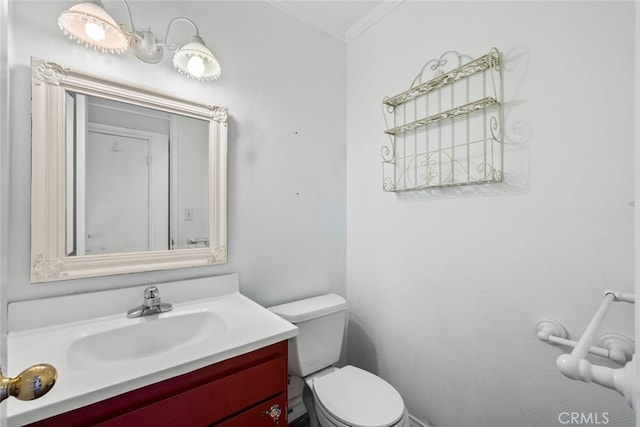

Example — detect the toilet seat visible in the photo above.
[312,365,405,427]
[314,397,409,427]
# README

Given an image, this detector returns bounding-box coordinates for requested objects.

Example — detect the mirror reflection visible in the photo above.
[64,93,210,256]
[31,57,227,282]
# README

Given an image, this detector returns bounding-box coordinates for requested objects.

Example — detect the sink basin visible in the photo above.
[67,310,226,370]
[7,274,298,427]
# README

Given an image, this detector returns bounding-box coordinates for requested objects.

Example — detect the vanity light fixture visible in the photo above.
[58,1,221,81]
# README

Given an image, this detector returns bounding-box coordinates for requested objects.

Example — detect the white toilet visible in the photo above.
[269,294,410,427]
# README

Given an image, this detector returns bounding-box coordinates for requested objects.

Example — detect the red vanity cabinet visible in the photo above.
[27,341,288,426]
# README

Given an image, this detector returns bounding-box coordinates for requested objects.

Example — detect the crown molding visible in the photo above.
[345,0,403,44]
[266,0,346,42]
[267,0,404,44]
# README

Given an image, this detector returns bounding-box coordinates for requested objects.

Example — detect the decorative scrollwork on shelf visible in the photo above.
[393,152,501,191]
[383,177,396,192]
[413,50,467,87]
[489,115,502,141]
[382,96,395,113]
[381,47,504,193]
[381,143,395,162]
[476,162,497,180]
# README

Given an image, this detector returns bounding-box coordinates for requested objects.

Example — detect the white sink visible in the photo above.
[6,274,298,427]
[67,310,226,369]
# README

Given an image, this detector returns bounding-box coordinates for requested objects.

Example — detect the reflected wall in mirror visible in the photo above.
[31,57,228,282]
[65,94,209,255]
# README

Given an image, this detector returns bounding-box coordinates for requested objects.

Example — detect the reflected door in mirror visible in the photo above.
[85,131,168,255]
[65,93,209,257]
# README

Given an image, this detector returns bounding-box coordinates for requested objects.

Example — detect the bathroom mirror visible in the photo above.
[30,57,228,282]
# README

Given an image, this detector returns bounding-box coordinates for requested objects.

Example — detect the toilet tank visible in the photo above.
[268,294,347,377]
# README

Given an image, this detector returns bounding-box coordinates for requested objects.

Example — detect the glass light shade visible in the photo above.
[173,37,221,81]
[58,2,128,54]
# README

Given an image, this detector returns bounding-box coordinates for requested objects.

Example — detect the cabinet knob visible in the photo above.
[260,403,282,425]
[0,364,57,403]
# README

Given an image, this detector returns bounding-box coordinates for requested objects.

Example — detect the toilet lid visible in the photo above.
[313,365,404,427]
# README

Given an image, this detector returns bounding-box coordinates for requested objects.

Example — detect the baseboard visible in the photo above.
[287,375,307,422]
[288,394,306,423]
[409,413,431,427]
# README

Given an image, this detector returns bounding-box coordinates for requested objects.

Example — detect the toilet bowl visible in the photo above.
[308,366,410,427]
[268,294,410,427]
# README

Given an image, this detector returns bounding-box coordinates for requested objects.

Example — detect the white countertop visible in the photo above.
[6,274,298,426]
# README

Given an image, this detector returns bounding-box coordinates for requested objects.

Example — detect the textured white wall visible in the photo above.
[1,0,8,423]
[635,1,640,422]
[6,0,346,306]
[346,2,635,426]
[173,115,209,250]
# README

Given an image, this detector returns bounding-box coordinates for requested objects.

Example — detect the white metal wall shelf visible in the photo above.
[381,48,503,192]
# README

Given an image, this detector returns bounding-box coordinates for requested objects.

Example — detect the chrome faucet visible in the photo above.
[127,285,173,318]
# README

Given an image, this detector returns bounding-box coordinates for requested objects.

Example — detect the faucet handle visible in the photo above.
[143,285,162,308]
[144,286,159,299]
[127,285,172,318]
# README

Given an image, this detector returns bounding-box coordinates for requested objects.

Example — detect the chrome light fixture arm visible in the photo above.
[109,0,166,64]
[114,0,135,37]
[163,17,201,53]
[130,17,203,64]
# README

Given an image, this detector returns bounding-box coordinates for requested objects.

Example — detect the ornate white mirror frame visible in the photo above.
[30,57,228,282]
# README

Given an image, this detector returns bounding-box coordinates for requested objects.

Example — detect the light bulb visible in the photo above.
[85,21,106,41]
[187,55,205,78]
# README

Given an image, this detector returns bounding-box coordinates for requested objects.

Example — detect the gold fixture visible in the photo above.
[0,364,57,403]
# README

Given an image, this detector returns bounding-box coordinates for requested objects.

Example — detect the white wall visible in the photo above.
[0,0,8,422]
[346,2,635,427]
[635,0,640,421]
[6,0,346,306]
[173,115,209,250]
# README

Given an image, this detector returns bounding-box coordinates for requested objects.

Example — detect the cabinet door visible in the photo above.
[95,356,286,426]
[26,341,288,427]
[215,393,287,427]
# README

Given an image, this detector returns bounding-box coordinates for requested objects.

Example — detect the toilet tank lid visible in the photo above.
[268,293,347,323]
